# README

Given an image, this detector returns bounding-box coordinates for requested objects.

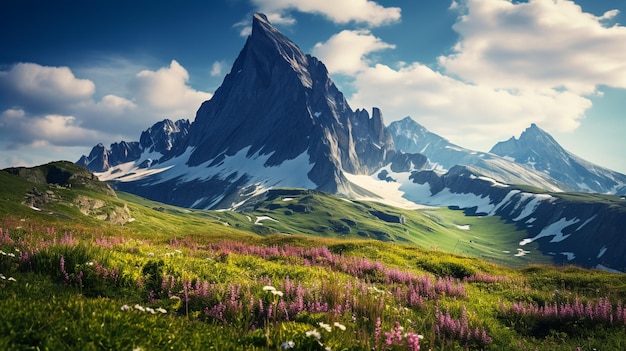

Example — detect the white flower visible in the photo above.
[134,304,145,312]
[271,290,284,297]
[121,304,130,311]
[175,249,182,254]
[319,322,332,332]
[281,341,295,349]
[0,275,5,280]
[156,307,167,314]
[147,252,154,257]
[305,330,321,339]
[262,285,276,291]
[333,322,346,331]
[7,277,16,282]
[145,307,156,314]
[7,253,15,257]
[0,250,6,255]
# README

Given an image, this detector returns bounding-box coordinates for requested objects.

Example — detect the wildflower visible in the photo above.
[145,307,156,314]
[406,332,423,351]
[305,330,321,340]
[147,252,154,257]
[333,322,346,331]
[281,341,296,349]
[0,274,5,280]
[8,252,15,257]
[175,249,182,254]
[0,250,5,255]
[319,322,332,332]
[134,304,146,312]
[121,305,130,311]
[262,285,276,292]
[7,277,16,282]
[271,290,284,297]
[156,307,167,314]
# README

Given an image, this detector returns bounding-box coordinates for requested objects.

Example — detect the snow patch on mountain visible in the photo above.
[519,217,580,245]
[344,168,430,210]
[512,194,554,221]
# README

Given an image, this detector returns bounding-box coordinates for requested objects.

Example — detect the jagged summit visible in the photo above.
[78,13,400,209]
[491,124,626,194]
[387,117,564,191]
[248,13,311,86]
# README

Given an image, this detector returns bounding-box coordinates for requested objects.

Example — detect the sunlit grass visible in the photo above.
[1,216,625,350]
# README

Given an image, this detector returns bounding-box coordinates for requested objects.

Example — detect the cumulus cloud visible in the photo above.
[129,60,212,117]
[336,0,625,151]
[0,61,212,160]
[439,0,626,94]
[210,61,227,77]
[0,109,101,147]
[0,63,95,114]
[312,30,395,75]
[250,0,401,27]
[349,62,592,147]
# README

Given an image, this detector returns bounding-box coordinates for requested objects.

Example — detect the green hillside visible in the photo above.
[1,164,625,350]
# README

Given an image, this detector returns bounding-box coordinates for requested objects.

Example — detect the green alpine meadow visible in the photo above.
[1,161,625,350]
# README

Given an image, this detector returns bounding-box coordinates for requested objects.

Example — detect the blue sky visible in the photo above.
[1,0,625,174]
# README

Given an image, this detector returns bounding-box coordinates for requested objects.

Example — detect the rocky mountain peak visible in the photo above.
[490,124,626,194]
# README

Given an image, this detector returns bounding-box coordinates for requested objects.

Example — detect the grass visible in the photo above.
[1,166,626,349]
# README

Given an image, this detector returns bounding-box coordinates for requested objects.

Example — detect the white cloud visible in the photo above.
[439,0,626,94]
[0,109,102,147]
[0,60,212,161]
[349,62,592,148]
[210,61,226,77]
[311,30,395,75]
[129,60,212,118]
[0,63,95,113]
[250,0,401,27]
[335,0,625,152]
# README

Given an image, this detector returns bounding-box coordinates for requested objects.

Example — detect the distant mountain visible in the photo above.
[77,119,190,172]
[491,123,626,195]
[78,13,423,209]
[346,163,626,271]
[388,117,563,191]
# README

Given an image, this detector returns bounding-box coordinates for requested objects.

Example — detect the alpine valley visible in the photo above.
[70,13,626,273]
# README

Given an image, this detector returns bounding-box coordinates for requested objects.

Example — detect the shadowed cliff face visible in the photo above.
[185,13,393,186]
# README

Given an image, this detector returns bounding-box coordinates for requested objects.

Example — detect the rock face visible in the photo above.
[78,119,190,172]
[183,13,394,193]
[79,13,405,209]
[490,123,626,194]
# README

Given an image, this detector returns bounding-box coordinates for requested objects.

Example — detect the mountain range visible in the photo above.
[76,13,626,271]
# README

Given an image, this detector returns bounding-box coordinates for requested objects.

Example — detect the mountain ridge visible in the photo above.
[490,123,626,194]
[78,13,411,209]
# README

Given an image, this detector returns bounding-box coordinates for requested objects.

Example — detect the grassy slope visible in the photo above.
[2,168,626,350]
